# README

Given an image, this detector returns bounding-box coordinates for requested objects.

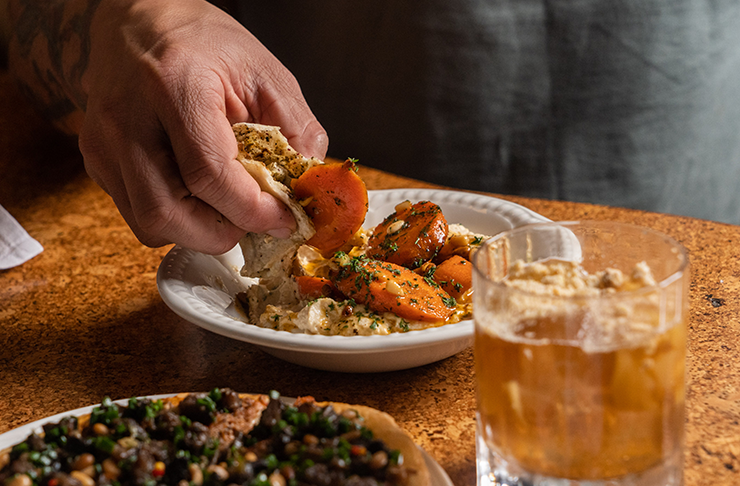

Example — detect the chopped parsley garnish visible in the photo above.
[196,396,217,413]
[423,276,439,288]
[90,397,120,425]
[442,296,457,308]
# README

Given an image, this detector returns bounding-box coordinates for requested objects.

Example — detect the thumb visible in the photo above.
[288,119,329,160]
[163,81,297,234]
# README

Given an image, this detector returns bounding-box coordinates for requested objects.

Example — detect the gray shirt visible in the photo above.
[234,1,740,224]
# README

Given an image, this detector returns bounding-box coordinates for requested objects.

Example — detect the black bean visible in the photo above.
[55,473,84,486]
[150,410,181,440]
[131,447,155,486]
[122,418,148,441]
[178,394,214,425]
[366,440,385,454]
[9,454,34,475]
[258,398,283,429]
[182,422,209,454]
[227,460,255,483]
[164,455,191,484]
[218,389,242,412]
[27,434,46,451]
[301,463,332,486]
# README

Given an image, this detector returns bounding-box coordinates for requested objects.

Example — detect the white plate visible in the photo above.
[157,188,550,373]
[0,395,453,486]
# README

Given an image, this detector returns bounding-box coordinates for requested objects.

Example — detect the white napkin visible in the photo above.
[0,204,43,270]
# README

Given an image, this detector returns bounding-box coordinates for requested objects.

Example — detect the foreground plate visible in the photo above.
[157,188,550,372]
[0,395,453,486]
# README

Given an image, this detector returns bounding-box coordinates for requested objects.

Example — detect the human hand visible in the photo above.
[77,0,328,253]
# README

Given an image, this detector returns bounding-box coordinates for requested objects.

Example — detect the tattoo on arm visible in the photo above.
[9,0,103,128]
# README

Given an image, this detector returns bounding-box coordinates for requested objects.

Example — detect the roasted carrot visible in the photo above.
[366,200,448,269]
[430,255,473,300]
[295,275,341,300]
[292,159,368,254]
[331,254,456,322]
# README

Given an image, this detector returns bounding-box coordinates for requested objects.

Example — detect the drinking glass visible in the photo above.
[472,221,689,486]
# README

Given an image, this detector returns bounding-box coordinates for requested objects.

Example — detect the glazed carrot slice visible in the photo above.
[292,159,368,254]
[367,200,448,269]
[295,276,340,300]
[431,255,473,300]
[331,254,456,322]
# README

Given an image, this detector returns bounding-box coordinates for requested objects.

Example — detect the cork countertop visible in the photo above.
[1,71,739,485]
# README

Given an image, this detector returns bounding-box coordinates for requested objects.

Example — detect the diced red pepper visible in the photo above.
[152,461,166,478]
[350,445,367,456]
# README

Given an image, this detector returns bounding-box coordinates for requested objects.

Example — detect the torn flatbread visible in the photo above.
[233,123,322,322]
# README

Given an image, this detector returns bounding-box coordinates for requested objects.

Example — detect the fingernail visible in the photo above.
[266,228,292,239]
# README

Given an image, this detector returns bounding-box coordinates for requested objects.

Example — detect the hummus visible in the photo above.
[250,224,481,336]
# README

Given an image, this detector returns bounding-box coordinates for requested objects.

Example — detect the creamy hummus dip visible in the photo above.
[250,224,481,336]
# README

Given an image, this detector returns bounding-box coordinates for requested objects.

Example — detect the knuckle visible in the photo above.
[77,129,99,160]
[181,158,228,199]
[205,235,241,255]
[79,97,136,163]
[120,211,171,249]
[78,115,111,161]
[134,195,181,238]
[134,232,170,249]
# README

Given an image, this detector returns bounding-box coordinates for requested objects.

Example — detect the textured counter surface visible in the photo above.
[1,72,739,485]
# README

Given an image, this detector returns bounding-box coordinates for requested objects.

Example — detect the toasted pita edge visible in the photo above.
[314,401,431,486]
[232,122,318,244]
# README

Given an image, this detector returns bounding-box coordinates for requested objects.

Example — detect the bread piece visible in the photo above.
[0,391,430,486]
[232,123,322,321]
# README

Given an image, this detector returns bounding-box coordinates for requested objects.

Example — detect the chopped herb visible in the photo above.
[93,436,117,454]
[442,296,457,308]
[423,276,439,288]
[208,388,223,403]
[196,396,217,413]
[90,397,120,425]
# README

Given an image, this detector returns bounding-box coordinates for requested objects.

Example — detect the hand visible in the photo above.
[77,0,328,253]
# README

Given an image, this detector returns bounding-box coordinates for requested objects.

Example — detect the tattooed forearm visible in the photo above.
[7,0,103,131]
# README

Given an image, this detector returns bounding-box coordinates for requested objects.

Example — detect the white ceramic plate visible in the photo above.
[157,188,550,373]
[0,395,453,486]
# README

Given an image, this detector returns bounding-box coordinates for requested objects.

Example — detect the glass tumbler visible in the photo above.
[472,221,689,486]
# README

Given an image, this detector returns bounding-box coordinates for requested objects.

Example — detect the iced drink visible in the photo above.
[473,222,689,486]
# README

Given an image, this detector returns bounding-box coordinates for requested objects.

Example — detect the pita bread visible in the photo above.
[0,392,429,486]
[315,400,431,485]
[232,123,321,322]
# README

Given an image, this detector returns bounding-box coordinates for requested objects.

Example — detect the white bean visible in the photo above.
[386,220,405,235]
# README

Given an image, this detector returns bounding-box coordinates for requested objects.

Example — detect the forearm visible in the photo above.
[6,0,102,133]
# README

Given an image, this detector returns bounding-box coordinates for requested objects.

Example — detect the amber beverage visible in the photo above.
[472,221,689,486]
